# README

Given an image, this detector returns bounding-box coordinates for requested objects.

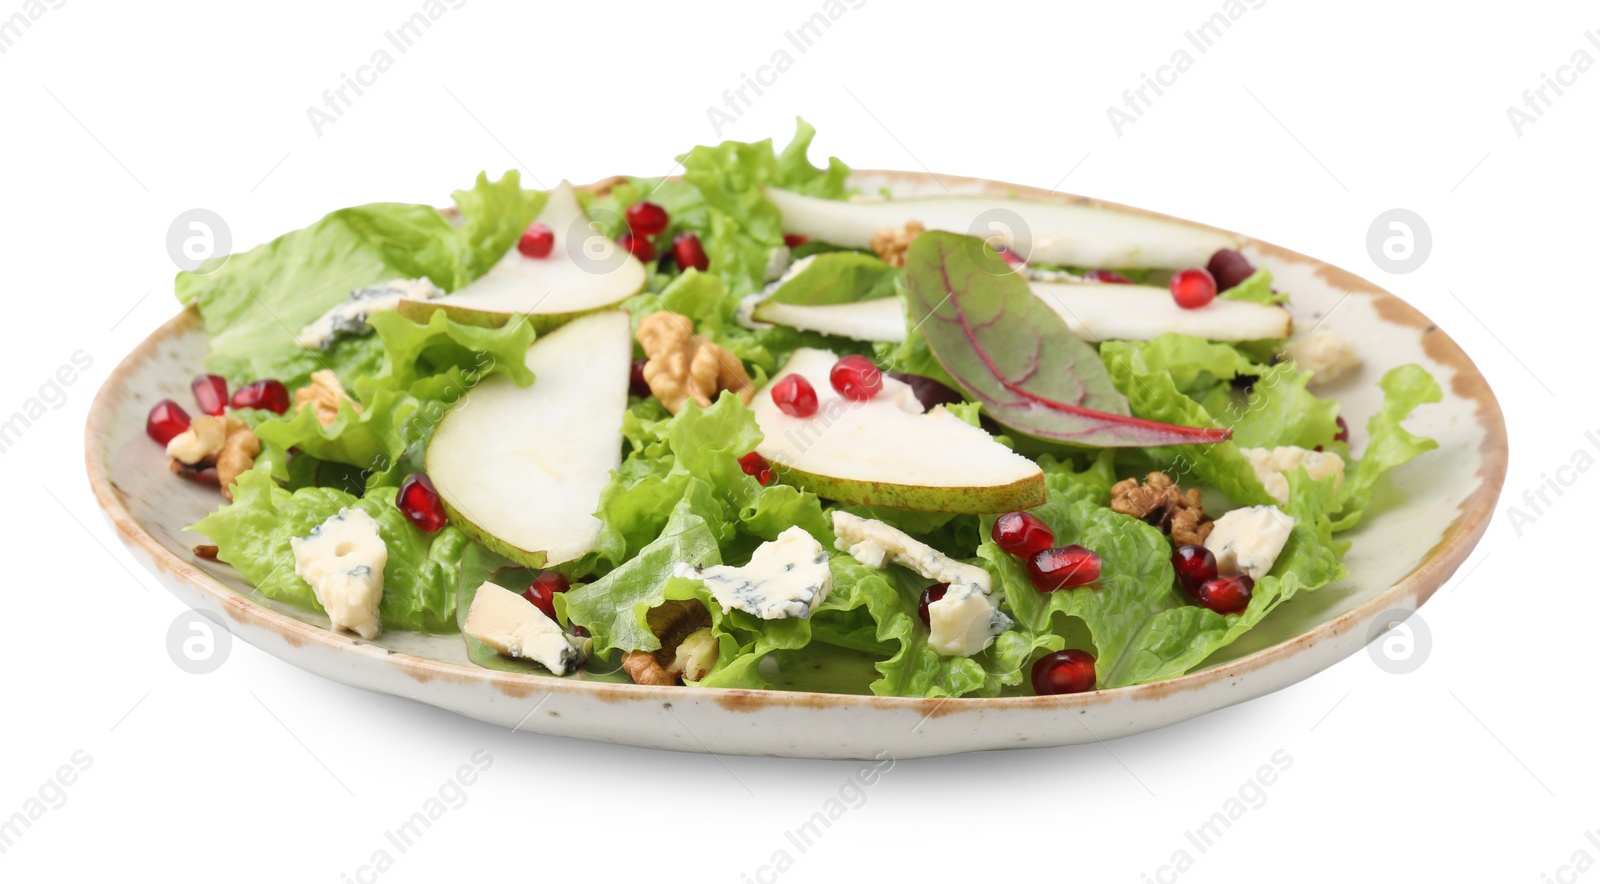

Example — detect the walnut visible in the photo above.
[294,369,359,426]
[620,600,714,686]
[166,415,261,501]
[870,220,925,267]
[635,311,754,414]
[1110,472,1213,546]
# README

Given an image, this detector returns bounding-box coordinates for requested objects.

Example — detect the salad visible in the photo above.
[152,120,1442,699]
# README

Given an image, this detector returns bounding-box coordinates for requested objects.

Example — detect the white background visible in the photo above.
[0,1,1588,881]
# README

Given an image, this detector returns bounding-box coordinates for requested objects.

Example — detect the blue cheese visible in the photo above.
[1204,506,1295,582]
[290,509,387,640]
[674,526,832,620]
[1240,446,1345,503]
[1284,330,1361,386]
[463,582,582,675]
[927,584,1012,657]
[296,277,445,349]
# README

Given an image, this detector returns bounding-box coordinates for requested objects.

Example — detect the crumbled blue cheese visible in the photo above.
[463,582,583,675]
[1205,506,1295,582]
[295,277,445,349]
[673,526,832,620]
[927,583,1012,657]
[1283,330,1361,386]
[290,509,387,640]
[1241,446,1345,503]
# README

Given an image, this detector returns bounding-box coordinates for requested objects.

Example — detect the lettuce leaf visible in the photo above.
[1332,364,1443,531]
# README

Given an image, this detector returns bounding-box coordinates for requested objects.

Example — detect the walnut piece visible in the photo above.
[870,220,925,267]
[620,599,714,686]
[294,369,359,426]
[636,311,754,414]
[1110,472,1213,546]
[166,415,261,501]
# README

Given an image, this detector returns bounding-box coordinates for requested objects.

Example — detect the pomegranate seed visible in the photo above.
[783,233,809,248]
[571,624,590,638]
[618,232,655,262]
[829,355,882,402]
[191,374,228,416]
[396,473,448,533]
[1171,544,1219,595]
[737,451,774,486]
[1207,249,1256,291]
[518,223,555,258]
[146,399,191,445]
[672,232,709,272]
[887,372,964,411]
[629,358,651,398]
[1334,416,1350,443]
[991,512,1055,559]
[1195,575,1254,614]
[1170,268,1218,309]
[916,584,949,628]
[770,374,818,418]
[1032,649,1096,695]
[625,201,669,236]
[231,379,291,414]
[1084,269,1133,284]
[1027,545,1102,592]
[522,570,571,620]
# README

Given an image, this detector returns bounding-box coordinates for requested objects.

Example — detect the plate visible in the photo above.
[85,171,1507,759]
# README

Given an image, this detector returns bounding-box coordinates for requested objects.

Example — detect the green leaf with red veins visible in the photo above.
[901,231,1233,448]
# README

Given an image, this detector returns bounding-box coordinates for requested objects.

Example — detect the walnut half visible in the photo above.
[294,369,359,426]
[635,311,753,414]
[166,415,261,501]
[1110,472,1213,547]
[870,220,925,268]
[620,600,716,686]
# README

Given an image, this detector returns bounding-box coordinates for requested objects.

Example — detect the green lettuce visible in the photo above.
[1332,364,1443,531]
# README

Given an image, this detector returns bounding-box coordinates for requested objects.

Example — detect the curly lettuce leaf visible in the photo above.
[765,252,900,306]
[1332,364,1443,531]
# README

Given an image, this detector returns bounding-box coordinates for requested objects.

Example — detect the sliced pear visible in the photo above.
[749,279,1289,344]
[399,182,646,330]
[767,187,1238,270]
[424,310,631,567]
[751,348,1045,513]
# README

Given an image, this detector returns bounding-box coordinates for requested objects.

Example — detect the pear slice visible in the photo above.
[399,182,646,330]
[767,187,1238,270]
[751,348,1045,513]
[424,310,631,567]
[748,279,1289,344]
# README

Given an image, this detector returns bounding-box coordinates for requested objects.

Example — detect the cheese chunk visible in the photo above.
[1205,506,1295,582]
[291,509,387,640]
[1241,446,1345,503]
[831,512,992,595]
[674,526,832,620]
[463,582,582,675]
[927,583,1012,657]
[1284,330,1360,386]
[296,278,445,349]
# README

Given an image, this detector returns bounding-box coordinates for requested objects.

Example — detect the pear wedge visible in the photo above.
[399,182,646,330]
[750,297,906,342]
[424,310,631,567]
[767,187,1237,270]
[751,348,1045,513]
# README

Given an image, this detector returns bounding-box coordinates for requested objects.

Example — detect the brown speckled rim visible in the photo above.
[84,171,1508,718]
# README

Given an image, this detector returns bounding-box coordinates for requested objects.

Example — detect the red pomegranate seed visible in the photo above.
[146,399,191,445]
[522,570,571,620]
[1170,267,1218,309]
[625,201,669,236]
[231,379,290,414]
[771,374,818,418]
[1027,545,1102,592]
[517,223,555,258]
[829,355,882,402]
[1207,249,1256,291]
[916,584,949,628]
[1171,544,1219,594]
[396,473,448,533]
[1195,575,1254,614]
[1334,416,1350,443]
[783,233,809,248]
[737,451,774,486]
[191,374,228,416]
[571,624,590,638]
[672,232,709,272]
[1084,269,1133,284]
[618,232,655,262]
[1032,649,1096,695]
[991,512,1055,559]
[629,358,651,398]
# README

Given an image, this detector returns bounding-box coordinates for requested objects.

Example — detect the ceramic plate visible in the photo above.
[85,171,1507,759]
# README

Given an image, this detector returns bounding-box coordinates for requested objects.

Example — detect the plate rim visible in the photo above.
[85,169,1509,717]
